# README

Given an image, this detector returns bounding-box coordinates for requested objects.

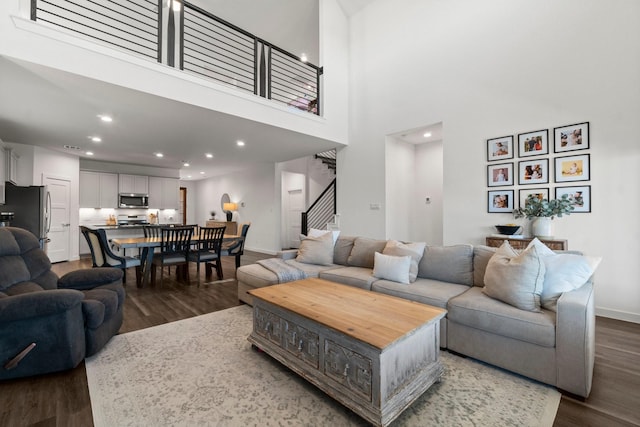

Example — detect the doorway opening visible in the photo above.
[180,187,187,225]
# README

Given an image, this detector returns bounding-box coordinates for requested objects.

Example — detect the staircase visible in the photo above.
[301,150,337,235]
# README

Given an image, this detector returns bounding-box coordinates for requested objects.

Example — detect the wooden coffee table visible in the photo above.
[248,278,446,427]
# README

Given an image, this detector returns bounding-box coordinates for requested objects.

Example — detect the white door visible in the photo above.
[44,175,71,263]
[286,188,304,249]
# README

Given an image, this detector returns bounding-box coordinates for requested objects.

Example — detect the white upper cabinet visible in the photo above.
[148,177,179,209]
[119,174,149,194]
[80,171,118,208]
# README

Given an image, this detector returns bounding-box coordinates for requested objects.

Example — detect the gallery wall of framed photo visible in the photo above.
[486,122,591,214]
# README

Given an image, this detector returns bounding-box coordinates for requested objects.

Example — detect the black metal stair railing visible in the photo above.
[301,178,336,236]
[30,0,322,115]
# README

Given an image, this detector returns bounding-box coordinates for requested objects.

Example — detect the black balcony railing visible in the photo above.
[301,178,336,235]
[30,0,322,115]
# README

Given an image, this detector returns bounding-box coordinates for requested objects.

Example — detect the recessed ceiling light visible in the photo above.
[183,162,190,167]
[90,136,102,143]
[155,152,164,158]
[205,153,213,158]
[236,140,245,147]
[200,171,205,175]
[86,151,94,156]
[423,132,432,138]
[187,175,192,178]
[98,115,113,123]
[300,53,308,62]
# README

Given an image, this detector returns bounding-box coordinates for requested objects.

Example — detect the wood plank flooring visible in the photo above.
[1,252,639,426]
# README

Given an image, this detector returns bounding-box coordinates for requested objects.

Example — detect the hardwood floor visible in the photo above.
[1,253,639,426]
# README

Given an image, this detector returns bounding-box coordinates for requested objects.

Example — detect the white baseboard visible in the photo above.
[596,307,640,324]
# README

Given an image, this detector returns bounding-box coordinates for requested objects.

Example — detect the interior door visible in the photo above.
[44,175,71,263]
[286,188,304,249]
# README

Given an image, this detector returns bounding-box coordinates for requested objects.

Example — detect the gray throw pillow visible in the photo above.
[296,232,334,266]
[382,240,426,282]
[483,241,545,312]
[418,244,474,285]
[347,237,387,268]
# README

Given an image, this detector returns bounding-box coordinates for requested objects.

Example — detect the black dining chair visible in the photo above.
[151,226,193,287]
[80,226,141,285]
[143,225,162,237]
[215,222,251,270]
[188,226,225,285]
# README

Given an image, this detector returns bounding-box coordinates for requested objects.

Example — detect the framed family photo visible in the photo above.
[487,135,514,161]
[555,154,590,182]
[488,190,514,213]
[519,188,549,208]
[554,122,589,153]
[518,129,549,157]
[518,159,549,185]
[555,185,591,213]
[487,163,514,187]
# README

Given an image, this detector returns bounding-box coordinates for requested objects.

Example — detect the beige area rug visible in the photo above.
[86,306,560,427]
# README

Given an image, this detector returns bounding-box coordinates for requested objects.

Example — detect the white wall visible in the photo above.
[194,163,278,254]
[339,0,640,322]
[385,138,415,241]
[414,140,444,245]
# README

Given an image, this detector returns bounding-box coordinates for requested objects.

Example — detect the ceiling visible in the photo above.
[0,0,377,180]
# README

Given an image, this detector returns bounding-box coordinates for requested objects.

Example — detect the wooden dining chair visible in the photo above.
[151,226,193,287]
[216,222,251,270]
[188,226,225,285]
[80,226,141,285]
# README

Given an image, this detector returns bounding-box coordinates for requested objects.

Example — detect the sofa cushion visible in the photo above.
[296,232,334,266]
[483,242,545,312]
[372,277,470,309]
[285,260,341,278]
[319,266,377,290]
[347,237,387,268]
[372,252,411,284]
[382,240,426,282]
[448,286,556,348]
[418,244,474,285]
[333,236,356,266]
[237,263,280,288]
[473,245,497,287]
[4,281,45,296]
[82,288,120,326]
[526,238,601,311]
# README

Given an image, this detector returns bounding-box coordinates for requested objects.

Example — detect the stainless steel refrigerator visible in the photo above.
[3,183,51,250]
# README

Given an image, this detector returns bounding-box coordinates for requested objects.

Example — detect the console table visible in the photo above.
[205,220,237,235]
[486,236,567,250]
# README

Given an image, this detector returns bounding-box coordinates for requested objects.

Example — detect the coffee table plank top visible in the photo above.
[249,278,446,349]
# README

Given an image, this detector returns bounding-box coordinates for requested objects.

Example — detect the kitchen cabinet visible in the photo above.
[80,171,118,208]
[119,174,149,194]
[5,147,18,184]
[148,177,179,209]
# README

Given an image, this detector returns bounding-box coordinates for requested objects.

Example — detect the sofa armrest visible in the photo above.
[555,280,595,397]
[0,290,84,323]
[58,267,123,290]
[277,249,298,260]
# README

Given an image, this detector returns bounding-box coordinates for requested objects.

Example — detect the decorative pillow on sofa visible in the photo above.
[527,238,601,311]
[296,232,334,266]
[372,252,412,284]
[347,237,387,268]
[307,228,340,245]
[418,244,474,286]
[483,241,545,312]
[382,240,426,282]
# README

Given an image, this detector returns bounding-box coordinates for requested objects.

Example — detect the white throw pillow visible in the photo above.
[296,231,334,266]
[526,238,601,311]
[307,228,340,245]
[372,252,412,284]
[382,240,426,282]
[483,241,545,312]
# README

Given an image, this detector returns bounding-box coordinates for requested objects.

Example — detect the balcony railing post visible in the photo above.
[157,0,163,63]
[253,39,258,95]
[30,0,36,21]
[179,1,184,70]
[259,43,266,98]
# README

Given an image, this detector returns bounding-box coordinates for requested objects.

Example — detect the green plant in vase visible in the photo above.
[513,194,575,238]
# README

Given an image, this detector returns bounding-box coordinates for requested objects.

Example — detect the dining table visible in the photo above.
[111,234,241,288]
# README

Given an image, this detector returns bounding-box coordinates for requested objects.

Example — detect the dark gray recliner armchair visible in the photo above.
[0,227,125,381]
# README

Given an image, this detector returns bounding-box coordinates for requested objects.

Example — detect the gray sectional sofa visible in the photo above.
[237,235,596,398]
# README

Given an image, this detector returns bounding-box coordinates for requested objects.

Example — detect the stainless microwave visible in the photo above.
[119,193,149,208]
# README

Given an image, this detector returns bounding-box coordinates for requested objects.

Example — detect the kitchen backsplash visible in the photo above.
[79,208,182,226]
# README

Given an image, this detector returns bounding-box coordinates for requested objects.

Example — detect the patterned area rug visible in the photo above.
[86,305,560,426]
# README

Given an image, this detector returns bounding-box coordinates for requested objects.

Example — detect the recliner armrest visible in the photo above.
[555,280,595,398]
[0,290,84,323]
[58,267,123,290]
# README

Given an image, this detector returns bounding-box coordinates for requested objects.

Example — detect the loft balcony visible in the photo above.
[29,0,322,115]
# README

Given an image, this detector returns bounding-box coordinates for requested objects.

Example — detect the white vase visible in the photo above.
[532,217,553,238]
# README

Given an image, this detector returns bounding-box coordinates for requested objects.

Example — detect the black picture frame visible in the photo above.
[554,154,590,183]
[488,189,514,213]
[518,129,549,157]
[487,135,514,162]
[487,162,514,187]
[555,185,591,213]
[518,158,549,185]
[553,122,590,153]
[518,188,549,209]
